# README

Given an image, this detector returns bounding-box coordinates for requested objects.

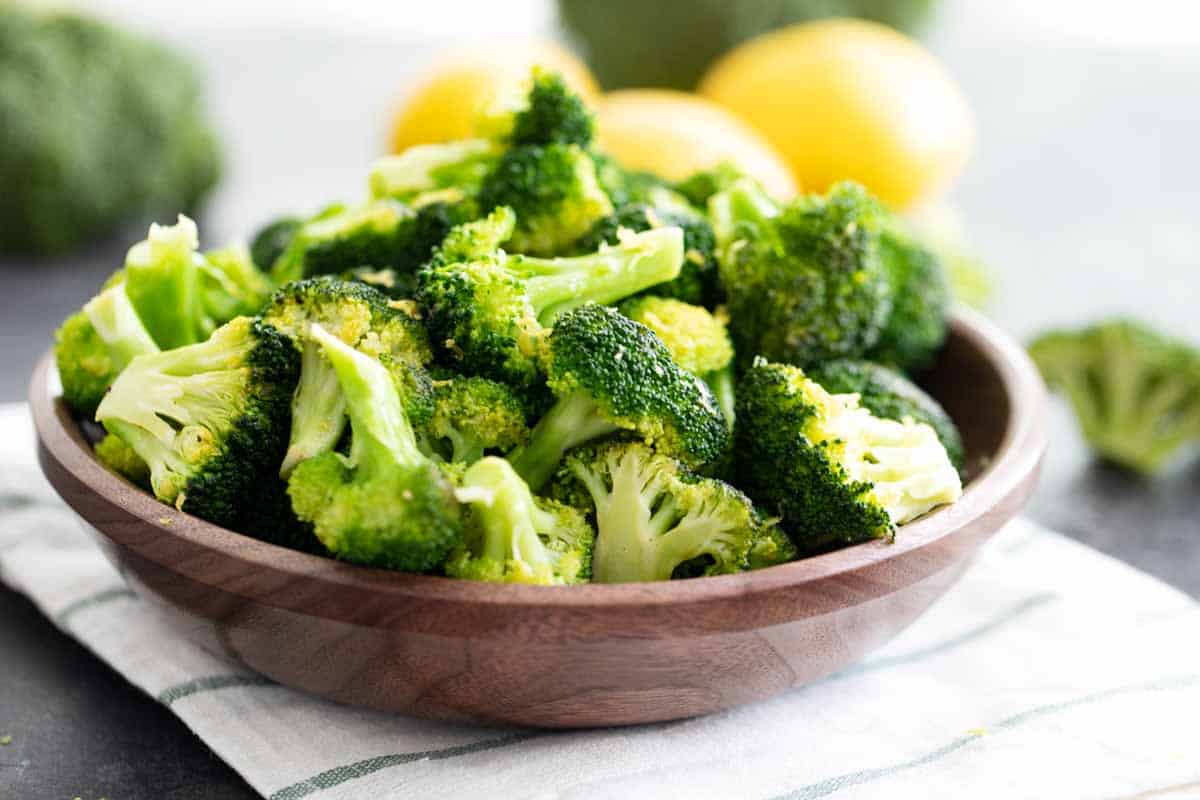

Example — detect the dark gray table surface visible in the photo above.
[1,15,1197,800]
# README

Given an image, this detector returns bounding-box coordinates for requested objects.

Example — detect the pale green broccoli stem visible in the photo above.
[279,340,347,478]
[709,178,779,254]
[368,140,499,199]
[509,392,619,490]
[520,226,684,324]
[705,366,736,431]
[123,215,210,349]
[443,428,485,466]
[310,324,421,475]
[83,283,159,375]
[460,458,558,576]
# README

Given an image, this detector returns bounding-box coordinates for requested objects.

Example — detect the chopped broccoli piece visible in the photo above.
[478,142,613,255]
[736,359,962,555]
[508,303,729,489]
[867,221,951,373]
[249,216,302,271]
[591,153,676,209]
[96,316,299,528]
[368,140,500,202]
[806,359,965,472]
[419,375,530,465]
[55,282,160,417]
[94,432,149,486]
[419,211,684,387]
[286,324,463,571]
[559,441,788,582]
[200,243,273,322]
[262,277,433,476]
[120,215,214,349]
[576,203,718,305]
[446,457,593,585]
[1029,320,1200,474]
[674,162,750,209]
[714,180,890,366]
[620,295,736,427]
[506,68,596,148]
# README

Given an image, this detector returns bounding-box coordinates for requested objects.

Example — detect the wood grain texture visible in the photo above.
[30,308,1047,728]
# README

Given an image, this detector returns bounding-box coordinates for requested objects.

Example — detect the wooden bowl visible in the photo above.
[31,308,1046,729]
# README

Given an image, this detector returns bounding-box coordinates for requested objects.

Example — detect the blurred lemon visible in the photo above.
[389,42,600,152]
[699,19,974,209]
[594,90,798,200]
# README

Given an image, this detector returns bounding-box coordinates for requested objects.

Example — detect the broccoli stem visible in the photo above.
[705,366,736,431]
[83,283,159,371]
[509,391,619,490]
[462,458,557,574]
[279,340,348,478]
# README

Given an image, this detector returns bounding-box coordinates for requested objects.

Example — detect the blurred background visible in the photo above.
[1,0,1197,593]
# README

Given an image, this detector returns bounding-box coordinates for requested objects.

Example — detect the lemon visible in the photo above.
[699,19,974,209]
[389,41,600,153]
[595,90,798,200]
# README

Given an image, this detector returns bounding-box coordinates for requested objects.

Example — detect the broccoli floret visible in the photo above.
[120,215,215,349]
[714,180,891,366]
[591,153,676,209]
[201,243,273,322]
[866,221,951,373]
[419,375,530,465]
[478,142,613,255]
[806,359,965,473]
[286,324,463,571]
[0,5,219,256]
[419,212,684,387]
[269,200,409,285]
[445,457,593,585]
[736,359,962,555]
[368,140,500,202]
[1029,320,1200,474]
[576,203,718,305]
[96,316,299,528]
[508,304,729,489]
[674,162,749,209]
[425,204,518,269]
[620,295,736,427]
[262,277,433,476]
[503,68,596,148]
[55,282,160,417]
[558,441,788,582]
[249,216,302,271]
[94,432,149,486]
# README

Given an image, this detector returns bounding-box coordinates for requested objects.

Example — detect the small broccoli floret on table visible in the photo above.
[620,295,736,427]
[736,359,962,555]
[55,282,160,417]
[445,457,593,585]
[508,303,729,490]
[866,220,952,373]
[713,179,891,366]
[558,441,789,583]
[368,140,500,202]
[94,432,150,486]
[96,316,299,529]
[1029,320,1200,474]
[806,359,965,473]
[419,375,530,466]
[263,277,433,476]
[577,203,718,305]
[419,213,684,387]
[478,142,613,256]
[286,324,463,572]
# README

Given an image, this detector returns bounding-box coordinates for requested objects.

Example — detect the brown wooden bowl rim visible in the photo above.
[31,307,1046,621]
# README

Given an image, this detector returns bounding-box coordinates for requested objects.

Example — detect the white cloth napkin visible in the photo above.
[2,401,1198,800]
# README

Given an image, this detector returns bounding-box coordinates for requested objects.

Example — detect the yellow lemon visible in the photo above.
[594,90,798,200]
[389,41,600,153]
[699,19,974,209]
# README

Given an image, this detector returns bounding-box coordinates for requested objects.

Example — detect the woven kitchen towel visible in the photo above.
[1,402,1197,800]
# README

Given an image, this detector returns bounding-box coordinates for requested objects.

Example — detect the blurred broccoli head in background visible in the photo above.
[0,6,221,257]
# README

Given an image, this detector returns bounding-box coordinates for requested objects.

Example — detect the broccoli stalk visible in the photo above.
[368,140,500,202]
[508,303,729,490]
[446,457,593,585]
[286,325,462,571]
[121,215,214,349]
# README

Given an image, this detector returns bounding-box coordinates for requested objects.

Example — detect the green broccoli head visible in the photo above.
[263,277,433,476]
[419,375,530,465]
[286,324,463,572]
[576,203,718,305]
[446,457,593,585]
[674,162,750,209]
[96,316,299,529]
[736,359,962,555]
[478,142,613,255]
[715,180,891,366]
[508,303,730,490]
[418,220,683,387]
[55,282,160,417]
[426,205,517,269]
[866,220,952,373]
[1029,320,1200,474]
[558,441,788,583]
[0,6,220,256]
[368,139,500,202]
[506,69,596,148]
[249,216,302,271]
[806,359,965,473]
